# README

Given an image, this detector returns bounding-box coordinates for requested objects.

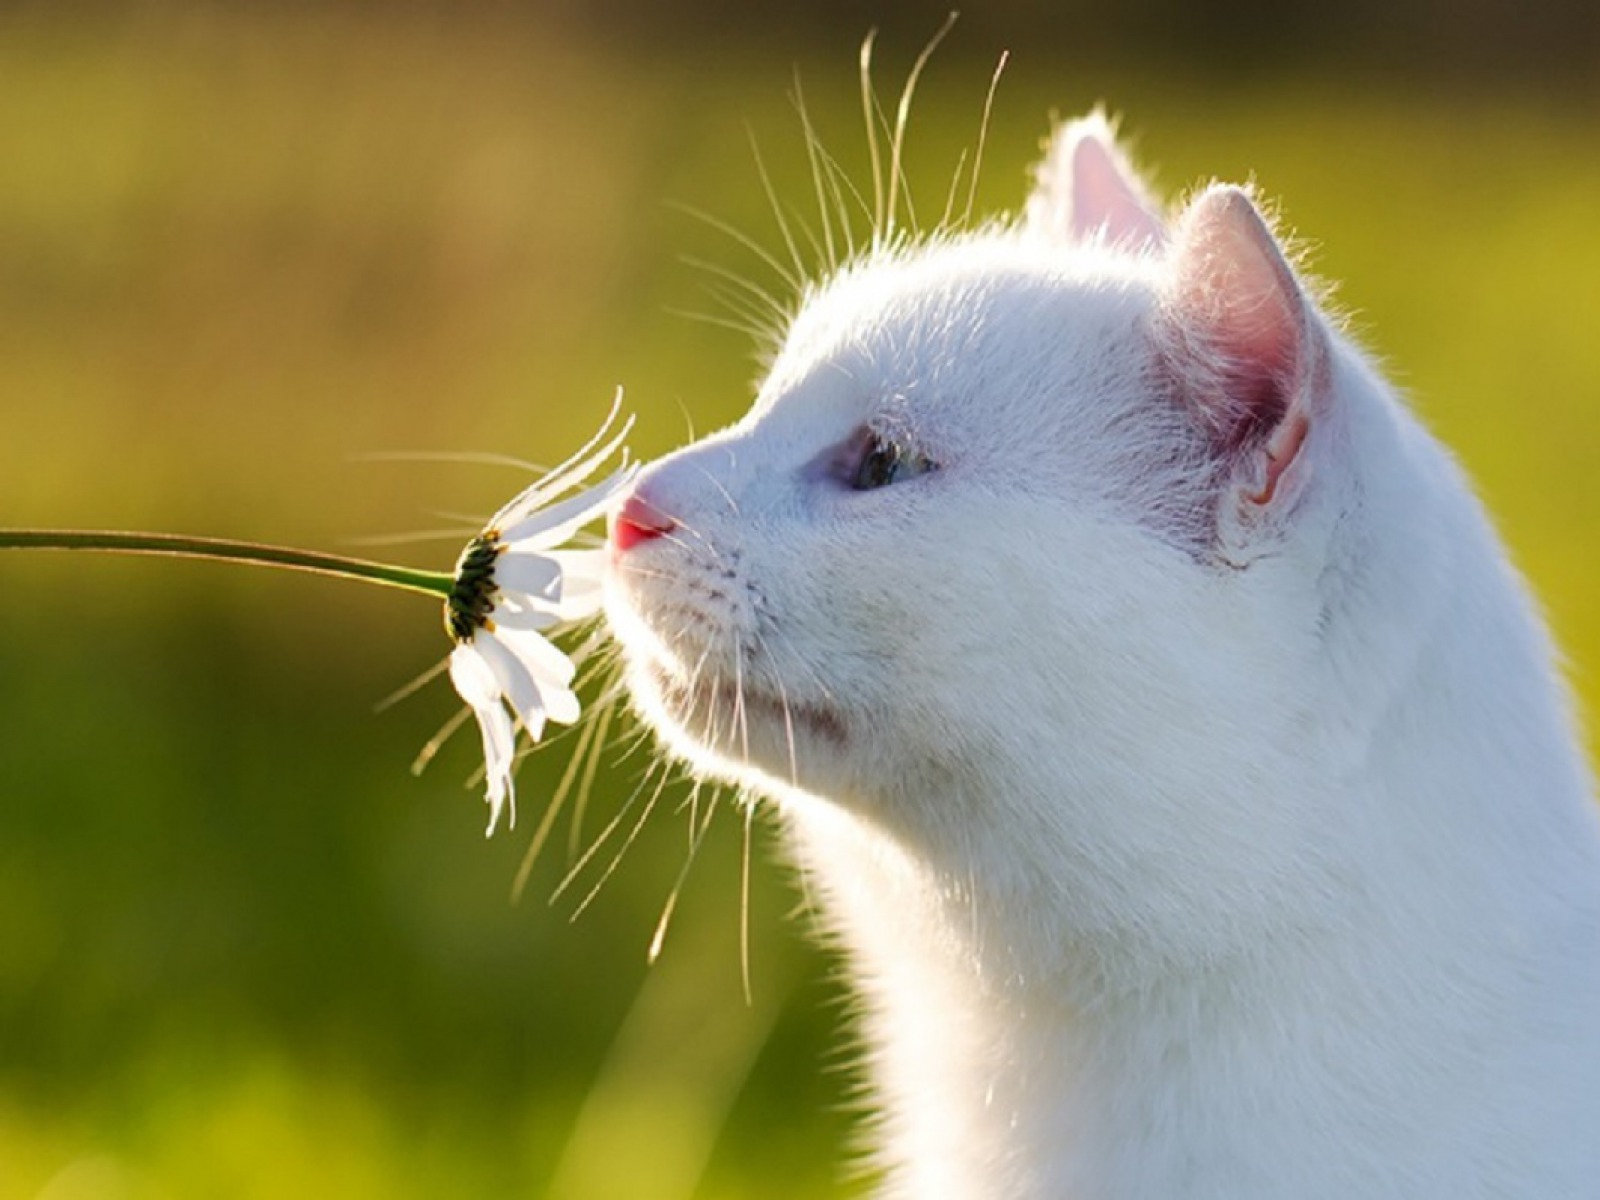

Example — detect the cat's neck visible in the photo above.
[785,747,1600,1198]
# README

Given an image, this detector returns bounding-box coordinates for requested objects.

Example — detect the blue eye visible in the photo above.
[849,429,936,491]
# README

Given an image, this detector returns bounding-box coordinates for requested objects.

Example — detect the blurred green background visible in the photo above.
[1,3,1597,1197]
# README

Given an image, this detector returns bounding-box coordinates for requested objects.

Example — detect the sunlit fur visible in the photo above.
[604,83,1600,1199]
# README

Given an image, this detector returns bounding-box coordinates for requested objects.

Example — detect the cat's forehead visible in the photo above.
[750,235,1162,441]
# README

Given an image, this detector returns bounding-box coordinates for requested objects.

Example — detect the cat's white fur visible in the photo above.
[603,110,1600,1197]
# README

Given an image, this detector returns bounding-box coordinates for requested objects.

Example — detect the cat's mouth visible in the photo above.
[643,659,849,752]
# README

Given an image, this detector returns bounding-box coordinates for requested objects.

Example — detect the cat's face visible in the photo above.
[605,115,1342,875]
[609,245,1178,792]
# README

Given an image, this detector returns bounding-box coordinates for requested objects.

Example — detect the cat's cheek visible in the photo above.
[605,600,856,793]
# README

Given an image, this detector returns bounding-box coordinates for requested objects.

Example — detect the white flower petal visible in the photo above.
[477,631,548,742]
[492,621,578,688]
[498,464,634,548]
[447,641,501,710]
[543,549,606,618]
[494,551,562,601]
[541,683,582,727]
[488,401,633,531]
[480,711,518,835]
[448,644,518,835]
[546,546,607,586]
[495,549,607,624]
[491,600,559,631]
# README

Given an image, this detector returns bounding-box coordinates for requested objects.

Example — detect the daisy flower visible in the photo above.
[443,403,635,835]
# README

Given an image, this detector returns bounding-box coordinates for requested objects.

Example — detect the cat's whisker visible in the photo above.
[655,513,734,572]
[424,507,497,528]
[550,752,663,909]
[739,799,755,1005]
[858,30,885,243]
[511,706,601,902]
[675,398,699,444]
[694,466,742,519]
[885,13,956,244]
[684,773,702,847]
[512,668,636,902]
[374,656,450,715]
[692,270,786,327]
[773,671,800,789]
[611,563,681,586]
[766,623,841,710]
[939,146,972,234]
[746,127,809,293]
[687,284,786,354]
[411,704,474,776]
[692,279,780,335]
[791,86,874,264]
[668,201,802,295]
[667,306,775,344]
[790,70,839,273]
[963,50,1009,229]
[350,449,550,473]
[678,254,792,326]
[733,641,752,766]
[564,748,676,923]
[646,790,719,964]
[683,638,720,736]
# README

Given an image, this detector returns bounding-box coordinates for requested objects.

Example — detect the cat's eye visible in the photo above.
[849,429,936,491]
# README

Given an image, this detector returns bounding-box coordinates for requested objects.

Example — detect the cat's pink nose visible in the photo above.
[612,491,676,552]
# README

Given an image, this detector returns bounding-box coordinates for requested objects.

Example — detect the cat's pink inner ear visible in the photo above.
[1024,112,1164,250]
[1166,185,1321,500]
[1069,132,1165,250]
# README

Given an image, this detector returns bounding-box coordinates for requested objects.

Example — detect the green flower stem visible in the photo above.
[0,529,455,599]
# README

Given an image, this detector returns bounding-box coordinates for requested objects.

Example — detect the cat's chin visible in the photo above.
[631,656,850,785]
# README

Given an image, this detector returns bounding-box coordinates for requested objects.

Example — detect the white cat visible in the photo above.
[602,111,1600,1198]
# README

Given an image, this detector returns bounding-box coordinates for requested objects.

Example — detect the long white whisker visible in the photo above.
[566,692,620,861]
[669,201,802,294]
[375,657,450,715]
[765,622,840,710]
[734,642,752,766]
[690,282,786,348]
[694,278,779,328]
[679,254,792,324]
[747,126,809,290]
[804,117,877,246]
[350,449,550,472]
[791,70,838,273]
[647,791,719,964]
[411,704,474,775]
[667,306,776,343]
[566,756,675,922]
[653,511,735,571]
[694,465,742,519]
[940,145,971,233]
[859,30,885,243]
[773,670,800,789]
[510,693,608,902]
[964,50,1010,228]
[887,12,957,243]
[740,799,755,1005]
[553,753,670,910]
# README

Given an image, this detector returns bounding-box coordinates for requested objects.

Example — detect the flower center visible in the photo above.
[444,534,500,642]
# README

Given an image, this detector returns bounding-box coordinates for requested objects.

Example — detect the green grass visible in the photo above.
[1,7,1598,1199]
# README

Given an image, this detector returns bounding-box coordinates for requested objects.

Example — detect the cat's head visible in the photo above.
[604,112,1360,908]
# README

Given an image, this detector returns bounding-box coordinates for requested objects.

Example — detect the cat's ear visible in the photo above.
[1024,110,1165,251]
[1163,184,1327,508]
